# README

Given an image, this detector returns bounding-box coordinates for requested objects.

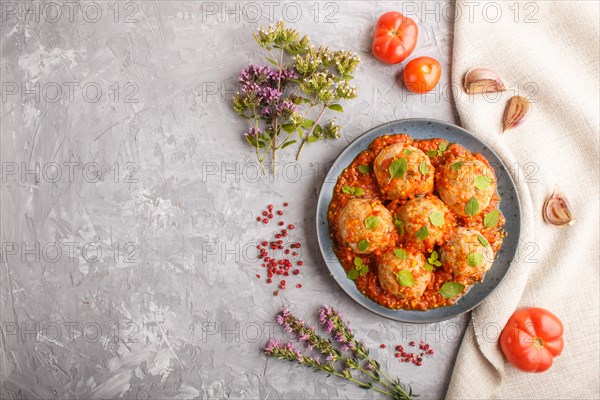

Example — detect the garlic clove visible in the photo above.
[503,95,531,132]
[543,187,576,227]
[463,67,507,94]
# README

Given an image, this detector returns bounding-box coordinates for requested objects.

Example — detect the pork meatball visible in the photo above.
[337,198,394,254]
[436,156,497,218]
[396,194,453,252]
[440,227,495,278]
[377,248,432,299]
[374,143,434,200]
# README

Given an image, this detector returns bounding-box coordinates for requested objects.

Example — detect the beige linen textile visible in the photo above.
[446,1,600,399]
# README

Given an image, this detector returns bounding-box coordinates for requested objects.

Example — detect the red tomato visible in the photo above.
[372,12,418,64]
[500,307,564,373]
[403,57,442,94]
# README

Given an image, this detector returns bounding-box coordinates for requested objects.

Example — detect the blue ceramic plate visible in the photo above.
[316,118,521,323]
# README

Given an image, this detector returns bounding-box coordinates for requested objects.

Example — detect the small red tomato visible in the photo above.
[403,56,442,94]
[372,11,419,64]
[500,307,564,373]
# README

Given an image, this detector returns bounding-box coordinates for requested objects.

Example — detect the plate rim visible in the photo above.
[315,117,522,323]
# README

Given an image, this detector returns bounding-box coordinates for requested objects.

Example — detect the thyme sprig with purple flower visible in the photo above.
[319,306,413,399]
[276,308,342,361]
[233,21,360,175]
[264,306,415,400]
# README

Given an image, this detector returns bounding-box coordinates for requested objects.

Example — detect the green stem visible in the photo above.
[271,48,285,175]
[329,371,395,398]
[296,104,327,160]
[248,107,266,175]
[349,337,411,399]
[302,102,316,119]
[356,365,399,395]
[276,128,296,150]
[363,355,411,400]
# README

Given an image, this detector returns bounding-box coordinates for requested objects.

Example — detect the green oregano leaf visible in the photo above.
[388,158,407,181]
[416,226,429,240]
[358,239,369,252]
[429,250,438,262]
[393,215,405,235]
[364,216,380,230]
[419,162,429,175]
[465,197,480,217]
[328,104,343,112]
[474,175,492,190]
[302,119,315,129]
[394,248,407,260]
[396,270,415,287]
[281,123,295,133]
[427,251,442,269]
[281,140,297,149]
[429,211,444,227]
[353,257,368,276]
[342,186,364,196]
[477,234,490,247]
[358,164,371,174]
[404,149,414,155]
[466,252,484,267]
[313,124,323,138]
[347,269,359,280]
[439,282,465,298]
[426,150,438,157]
[438,142,448,152]
[451,161,464,172]
[484,210,500,228]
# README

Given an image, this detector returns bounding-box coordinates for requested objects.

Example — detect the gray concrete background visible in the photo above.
[0,1,468,399]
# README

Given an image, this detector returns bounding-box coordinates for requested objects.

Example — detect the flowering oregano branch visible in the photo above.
[319,306,414,399]
[276,308,342,361]
[232,21,360,175]
[264,307,415,400]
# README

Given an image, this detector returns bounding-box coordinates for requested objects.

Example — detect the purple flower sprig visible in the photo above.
[263,340,397,398]
[263,307,415,400]
[233,62,300,175]
[232,21,360,177]
[276,309,342,362]
[319,305,367,357]
[319,306,413,400]
[264,340,336,373]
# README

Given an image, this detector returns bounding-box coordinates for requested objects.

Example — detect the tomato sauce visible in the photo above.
[327,134,506,311]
